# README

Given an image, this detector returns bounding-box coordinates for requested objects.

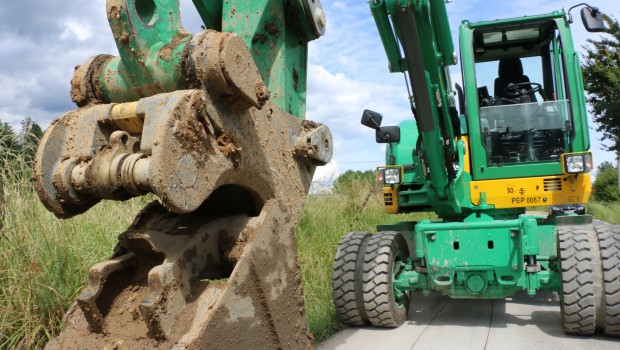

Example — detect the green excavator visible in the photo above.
[332,0,620,337]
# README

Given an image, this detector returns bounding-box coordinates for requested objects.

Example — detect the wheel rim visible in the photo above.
[392,251,407,308]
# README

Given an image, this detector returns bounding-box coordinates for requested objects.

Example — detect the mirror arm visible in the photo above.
[567,3,598,23]
[370,118,383,131]
[378,128,390,141]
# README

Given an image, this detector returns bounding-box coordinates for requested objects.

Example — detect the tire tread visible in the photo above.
[558,225,596,335]
[594,222,620,337]
[361,232,409,328]
[332,232,371,326]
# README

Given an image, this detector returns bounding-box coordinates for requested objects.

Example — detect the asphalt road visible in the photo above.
[318,291,619,350]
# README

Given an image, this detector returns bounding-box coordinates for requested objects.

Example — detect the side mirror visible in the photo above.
[581,7,606,33]
[361,109,383,130]
[375,126,400,144]
[361,109,400,143]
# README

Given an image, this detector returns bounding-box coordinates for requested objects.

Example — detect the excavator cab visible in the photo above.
[468,18,578,169]
[461,12,594,206]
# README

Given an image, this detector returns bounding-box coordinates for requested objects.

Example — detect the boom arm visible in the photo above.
[370,0,458,199]
[72,0,325,119]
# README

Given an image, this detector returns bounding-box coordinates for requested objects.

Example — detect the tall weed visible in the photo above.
[588,201,620,224]
[0,152,149,348]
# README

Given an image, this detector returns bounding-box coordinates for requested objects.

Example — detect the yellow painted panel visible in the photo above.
[461,136,471,174]
[470,174,591,209]
[383,186,399,214]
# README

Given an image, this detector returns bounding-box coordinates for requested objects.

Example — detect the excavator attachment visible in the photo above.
[35,0,329,348]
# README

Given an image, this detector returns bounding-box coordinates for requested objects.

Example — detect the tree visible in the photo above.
[0,117,43,171]
[582,15,620,154]
[597,160,614,174]
[19,117,43,164]
[0,122,18,162]
[333,170,376,194]
[593,162,620,202]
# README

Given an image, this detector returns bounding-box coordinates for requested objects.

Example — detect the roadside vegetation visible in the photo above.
[588,161,620,225]
[298,170,434,340]
[0,137,433,348]
[1,132,619,348]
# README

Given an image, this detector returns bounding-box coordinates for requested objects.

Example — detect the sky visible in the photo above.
[1,0,618,185]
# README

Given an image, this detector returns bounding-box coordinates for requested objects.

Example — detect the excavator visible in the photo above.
[35,0,331,349]
[333,0,619,338]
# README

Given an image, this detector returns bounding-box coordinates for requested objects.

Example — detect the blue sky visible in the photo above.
[0,0,618,184]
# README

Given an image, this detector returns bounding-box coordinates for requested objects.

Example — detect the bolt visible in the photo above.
[315,8,326,28]
[513,264,519,271]
[430,234,437,241]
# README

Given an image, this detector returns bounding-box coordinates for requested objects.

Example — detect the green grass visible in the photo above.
[297,181,434,341]
[0,158,152,348]
[588,201,620,224]
[0,154,433,348]
[5,148,617,347]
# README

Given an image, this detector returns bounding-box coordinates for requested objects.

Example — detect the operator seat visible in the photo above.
[494,58,537,102]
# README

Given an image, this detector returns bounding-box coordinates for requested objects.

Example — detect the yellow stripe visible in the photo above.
[470,174,591,208]
[461,136,471,174]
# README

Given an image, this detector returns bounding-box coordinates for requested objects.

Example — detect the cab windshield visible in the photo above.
[473,20,572,166]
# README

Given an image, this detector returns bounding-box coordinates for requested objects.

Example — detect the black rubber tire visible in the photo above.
[332,231,371,326]
[558,225,597,335]
[361,232,410,328]
[594,222,620,337]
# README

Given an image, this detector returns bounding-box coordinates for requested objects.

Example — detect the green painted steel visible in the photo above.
[371,5,591,215]
[370,1,405,73]
[100,0,190,103]
[368,2,593,300]
[370,0,459,209]
[389,214,561,298]
[96,0,322,119]
[387,120,425,184]
[192,0,222,29]
[220,1,313,118]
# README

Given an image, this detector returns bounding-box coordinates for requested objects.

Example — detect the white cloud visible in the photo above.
[0,108,26,126]
[3,0,619,184]
[307,64,408,128]
[312,160,340,185]
[306,63,411,180]
[60,18,93,41]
